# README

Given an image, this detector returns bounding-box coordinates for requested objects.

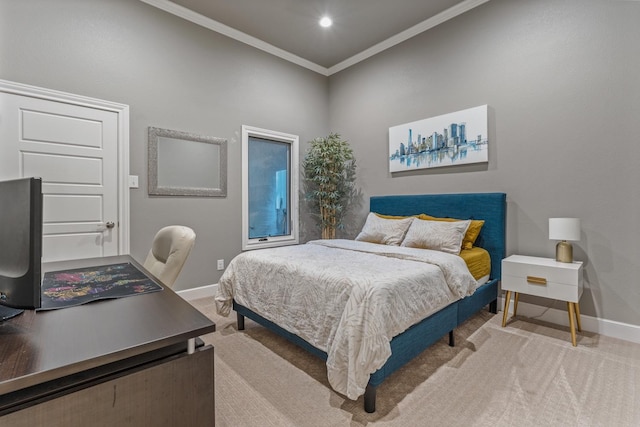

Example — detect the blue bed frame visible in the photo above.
[234,192,506,413]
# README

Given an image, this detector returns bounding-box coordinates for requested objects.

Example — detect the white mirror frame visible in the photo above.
[148,127,227,197]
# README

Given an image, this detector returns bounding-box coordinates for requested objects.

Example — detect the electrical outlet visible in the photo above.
[217,259,224,270]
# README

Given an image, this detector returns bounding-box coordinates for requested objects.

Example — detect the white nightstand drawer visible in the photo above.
[501,255,583,302]
[502,255,581,286]
[502,273,580,301]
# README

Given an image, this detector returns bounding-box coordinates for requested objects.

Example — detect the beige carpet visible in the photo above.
[190,298,640,427]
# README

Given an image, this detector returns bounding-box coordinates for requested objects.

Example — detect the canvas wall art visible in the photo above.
[389,105,488,172]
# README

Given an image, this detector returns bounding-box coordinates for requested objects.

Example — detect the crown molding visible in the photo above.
[328,0,491,75]
[140,0,490,76]
[139,0,330,76]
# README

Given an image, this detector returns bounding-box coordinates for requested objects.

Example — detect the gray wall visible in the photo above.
[1,0,638,327]
[0,0,329,290]
[329,0,640,325]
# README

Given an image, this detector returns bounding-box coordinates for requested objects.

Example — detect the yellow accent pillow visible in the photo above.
[374,213,416,219]
[418,214,485,250]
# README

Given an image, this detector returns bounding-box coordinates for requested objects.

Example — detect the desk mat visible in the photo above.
[39,262,163,310]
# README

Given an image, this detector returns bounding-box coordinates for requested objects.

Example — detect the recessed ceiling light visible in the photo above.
[319,16,332,28]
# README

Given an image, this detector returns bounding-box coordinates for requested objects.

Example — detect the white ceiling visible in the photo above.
[142,0,489,75]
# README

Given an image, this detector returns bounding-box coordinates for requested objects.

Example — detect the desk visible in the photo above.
[0,256,216,426]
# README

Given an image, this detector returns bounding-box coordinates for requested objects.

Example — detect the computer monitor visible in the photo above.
[0,177,43,321]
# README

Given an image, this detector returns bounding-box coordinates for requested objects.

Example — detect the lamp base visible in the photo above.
[556,241,573,263]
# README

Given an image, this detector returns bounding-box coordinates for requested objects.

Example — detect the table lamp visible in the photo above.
[549,218,580,263]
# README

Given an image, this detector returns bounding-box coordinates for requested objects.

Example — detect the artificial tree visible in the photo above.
[302,133,357,239]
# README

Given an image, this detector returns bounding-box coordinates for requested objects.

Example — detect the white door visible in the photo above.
[0,89,122,262]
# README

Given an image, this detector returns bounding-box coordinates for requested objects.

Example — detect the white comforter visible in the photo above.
[215,239,477,400]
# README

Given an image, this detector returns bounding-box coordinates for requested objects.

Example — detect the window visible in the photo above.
[242,125,299,250]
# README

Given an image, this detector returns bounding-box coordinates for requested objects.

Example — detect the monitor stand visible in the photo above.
[0,305,24,321]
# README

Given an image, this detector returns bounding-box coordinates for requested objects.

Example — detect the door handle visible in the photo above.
[98,221,116,232]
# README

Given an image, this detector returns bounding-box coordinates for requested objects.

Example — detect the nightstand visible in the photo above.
[501,255,584,346]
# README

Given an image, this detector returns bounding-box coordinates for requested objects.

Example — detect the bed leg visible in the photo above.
[237,312,245,330]
[364,384,376,413]
[449,330,455,347]
[489,299,498,314]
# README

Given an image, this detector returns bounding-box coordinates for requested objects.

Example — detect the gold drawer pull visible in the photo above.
[527,276,547,285]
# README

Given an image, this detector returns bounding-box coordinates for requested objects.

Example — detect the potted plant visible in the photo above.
[302,133,357,239]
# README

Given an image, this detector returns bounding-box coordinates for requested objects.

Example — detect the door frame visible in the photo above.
[0,79,131,255]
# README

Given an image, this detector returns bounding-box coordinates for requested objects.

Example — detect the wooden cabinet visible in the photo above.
[1,345,214,427]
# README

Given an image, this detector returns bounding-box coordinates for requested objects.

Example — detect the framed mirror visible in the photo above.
[148,127,227,197]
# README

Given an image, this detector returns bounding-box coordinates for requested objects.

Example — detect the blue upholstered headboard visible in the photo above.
[369,193,506,281]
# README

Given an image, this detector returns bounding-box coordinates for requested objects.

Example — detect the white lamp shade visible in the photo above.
[549,218,581,241]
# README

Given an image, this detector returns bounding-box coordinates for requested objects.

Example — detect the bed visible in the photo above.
[216,192,506,413]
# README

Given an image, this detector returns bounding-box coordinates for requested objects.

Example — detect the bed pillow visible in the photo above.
[374,213,415,220]
[355,213,413,246]
[401,218,471,254]
[419,214,484,250]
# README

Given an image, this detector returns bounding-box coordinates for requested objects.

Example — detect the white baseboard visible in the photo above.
[177,283,218,301]
[176,287,640,344]
[499,296,640,345]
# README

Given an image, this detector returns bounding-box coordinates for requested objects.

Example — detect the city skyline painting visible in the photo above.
[389,105,488,172]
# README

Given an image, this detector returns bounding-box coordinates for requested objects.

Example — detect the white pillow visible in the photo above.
[355,213,413,246]
[401,218,471,254]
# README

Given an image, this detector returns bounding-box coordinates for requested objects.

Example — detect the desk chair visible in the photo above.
[143,225,196,288]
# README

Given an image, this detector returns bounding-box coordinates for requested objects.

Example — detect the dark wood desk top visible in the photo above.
[0,255,215,396]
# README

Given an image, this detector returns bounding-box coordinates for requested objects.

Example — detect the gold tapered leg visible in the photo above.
[513,292,520,317]
[502,291,512,327]
[567,302,577,346]
[574,302,582,332]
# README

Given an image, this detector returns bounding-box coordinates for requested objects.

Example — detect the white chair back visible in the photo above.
[143,225,196,288]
